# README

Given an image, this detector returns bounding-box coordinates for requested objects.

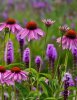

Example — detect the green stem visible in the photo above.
[64,50,69,72]
[1,85,4,100]
[8,86,12,100]
[42,27,48,58]
[28,42,32,90]
[14,83,16,100]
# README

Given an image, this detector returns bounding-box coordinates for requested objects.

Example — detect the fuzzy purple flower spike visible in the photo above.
[62,72,74,100]
[23,48,30,68]
[35,56,42,72]
[46,44,57,77]
[72,48,77,73]
[4,40,14,64]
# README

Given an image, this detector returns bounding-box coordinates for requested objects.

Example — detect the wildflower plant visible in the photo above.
[0,1,77,99]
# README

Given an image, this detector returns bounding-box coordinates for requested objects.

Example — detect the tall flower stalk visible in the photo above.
[4,40,14,65]
[46,44,57,78]
[71,48,77,75]
[17,34,24,61]
[42,19,55,58]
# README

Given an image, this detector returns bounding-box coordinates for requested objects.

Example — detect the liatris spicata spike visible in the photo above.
[35,56,42,72]
[4,40,14,64]
[23,48,30,68]
[71,48,77,74]
[62,72,74,100]
[17,34,24,61]
[46,44,57,77]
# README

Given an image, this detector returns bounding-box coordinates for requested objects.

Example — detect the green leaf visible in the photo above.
[40,81,52,97]
[6,63,25,70]
[16,83,29,98]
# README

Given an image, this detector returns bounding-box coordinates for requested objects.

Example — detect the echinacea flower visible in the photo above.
[0,18,22,34]
[23,48,30,68]
[0,66,6,84]
[42,19,55,27]
[17,21,44,41]
[35,56,42,72]
[57,29,77,50]
[0,66,12,85]
[4,67,28,84]
[4,40,14,64]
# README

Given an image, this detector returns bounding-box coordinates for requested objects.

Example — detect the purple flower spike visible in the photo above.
[17,34,24,61]
[46,44,57,78]
[35,56,42,72]
[62,72,74,100]
[71,48,77,72]
[4,40,14,64]
[23,48,30,68]
[46,44,57,61]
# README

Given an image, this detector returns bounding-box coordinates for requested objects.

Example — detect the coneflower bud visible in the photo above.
[71,48,77,74]
[42,19,55,27]
[35,56,42,72]
[23,48,30,68]
[17,34,24,61]
[46,44,57,77]
[59,25,70,35]
[4,40,14,64]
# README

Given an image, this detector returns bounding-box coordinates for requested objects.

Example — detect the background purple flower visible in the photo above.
[4,40,14,64]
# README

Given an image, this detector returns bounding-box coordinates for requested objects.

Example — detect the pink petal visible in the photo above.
[18,74,22,80]
[15,24,22,30]
[13,74,18,81]
[0,23,6,31]
[35,28,44,36]
[19,29,29,39]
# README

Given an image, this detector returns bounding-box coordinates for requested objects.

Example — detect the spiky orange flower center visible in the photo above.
[0,66,6,73]
[65,29,76,39]
[11,67,21,73]
[26,21,37,30]
[6,18,16,25]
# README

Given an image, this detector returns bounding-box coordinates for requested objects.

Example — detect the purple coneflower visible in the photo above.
[23,48,30,68]
[46,44,57,77]
[62,72,74,100]
[42,19,55,27]
[35,56,42,72]
[4,40,14,64]
[4,67,28,84]
[17,21,44,41]
[0,66,12,85]
[57,29,77,50]
[0,18,22,34]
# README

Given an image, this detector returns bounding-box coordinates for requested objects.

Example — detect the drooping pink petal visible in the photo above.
[19,29,29,39]
[0,23,6,31]
[35,28,44,36]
